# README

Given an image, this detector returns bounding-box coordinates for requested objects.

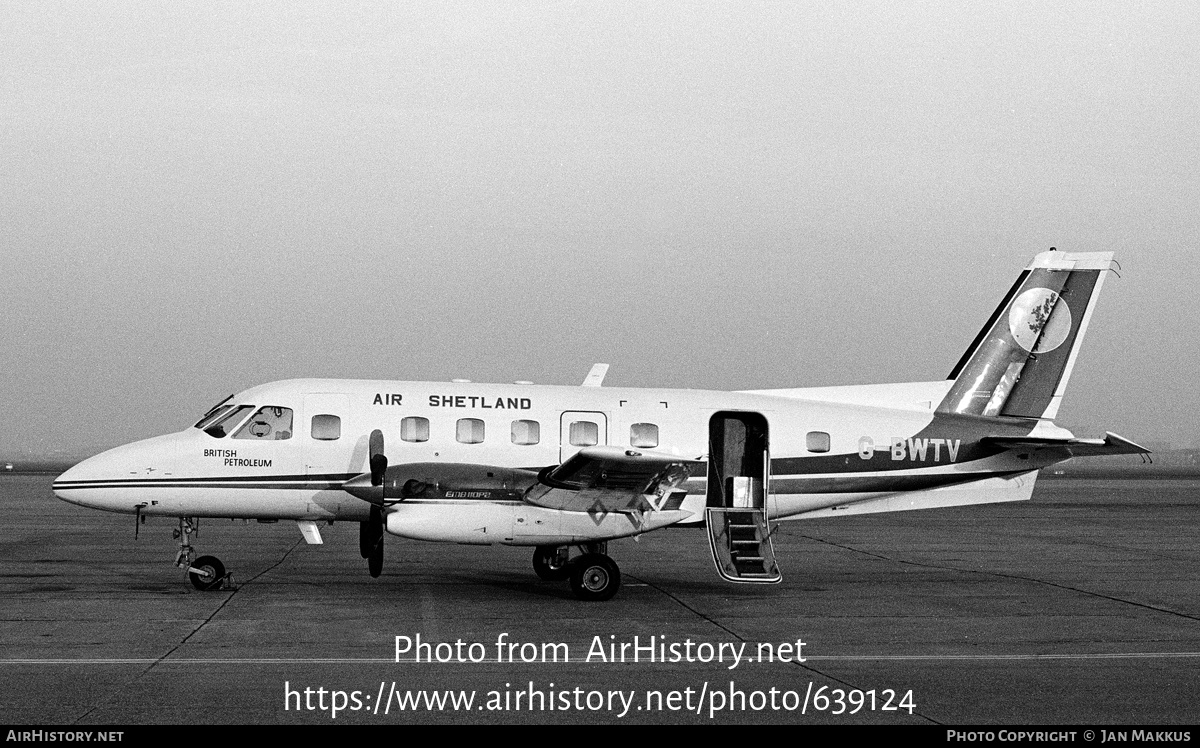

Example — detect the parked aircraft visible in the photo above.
[53,250,1146,599]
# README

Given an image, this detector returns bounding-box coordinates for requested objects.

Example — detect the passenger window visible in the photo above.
[569,421,598,447]
[233,406,293,440]
[311,414,341,441]
[511,419,540,445]
[457,418,485,444]
[401,416,430,443]
[630,423,659,448]
[203,405,254,438]
[806,431,831,453]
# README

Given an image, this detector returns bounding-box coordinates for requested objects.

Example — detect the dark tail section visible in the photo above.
[938,250,1115,421]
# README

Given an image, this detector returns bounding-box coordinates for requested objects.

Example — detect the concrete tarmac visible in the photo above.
[1,475,1197,725]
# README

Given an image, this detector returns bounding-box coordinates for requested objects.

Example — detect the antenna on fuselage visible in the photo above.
[582,363,609,387]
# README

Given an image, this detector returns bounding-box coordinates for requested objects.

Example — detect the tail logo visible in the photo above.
[1008,288,1072,354]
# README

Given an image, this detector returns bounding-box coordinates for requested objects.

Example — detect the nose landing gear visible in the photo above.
[173,517,232,591]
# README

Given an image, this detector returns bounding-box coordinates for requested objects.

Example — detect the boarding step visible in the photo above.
[705,507,782,584]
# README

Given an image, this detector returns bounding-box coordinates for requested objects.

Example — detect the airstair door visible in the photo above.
[704,412,781,583]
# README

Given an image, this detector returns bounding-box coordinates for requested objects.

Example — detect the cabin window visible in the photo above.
[511,419,540,445]
[630,423,659,448]
[203,405,254,438]
[806,431,831,453]
[400,416,430,443]
[457,418,485,444]
[233,406,293,440]
[569,421,599,447]
[311,414,341,441]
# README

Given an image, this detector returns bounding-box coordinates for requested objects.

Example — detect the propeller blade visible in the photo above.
[358,519,373,558]
[367,506,384,577]
[370,453,387,486]
[369,429,387,486]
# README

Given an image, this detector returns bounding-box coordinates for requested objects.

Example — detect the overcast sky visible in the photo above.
[2,1,1197,455]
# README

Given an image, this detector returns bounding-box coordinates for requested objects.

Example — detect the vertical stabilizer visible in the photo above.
[938,250,1115,421]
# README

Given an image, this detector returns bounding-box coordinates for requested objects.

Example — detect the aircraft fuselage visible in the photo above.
[54,377,1051,546]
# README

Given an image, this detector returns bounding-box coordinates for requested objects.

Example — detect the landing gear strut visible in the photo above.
[533,543,621,600]
[173,517,230,591]
[532,546,570,581]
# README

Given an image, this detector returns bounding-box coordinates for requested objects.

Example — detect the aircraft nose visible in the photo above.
[53,453,110,509]
[53,433,181,512]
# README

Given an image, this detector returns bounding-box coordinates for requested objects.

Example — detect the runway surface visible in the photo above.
[2,474,1197,725]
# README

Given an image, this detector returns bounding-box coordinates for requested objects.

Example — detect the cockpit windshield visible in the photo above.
[202,405,255,438]
[194,395,234,429]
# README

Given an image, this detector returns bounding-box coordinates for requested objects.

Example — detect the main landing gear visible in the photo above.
[173,517,232,591]
[533,543,621,601]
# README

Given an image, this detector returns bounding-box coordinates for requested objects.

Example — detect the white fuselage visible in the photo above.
[53,377,1046,546]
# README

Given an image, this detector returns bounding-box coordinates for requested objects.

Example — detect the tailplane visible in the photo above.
[938,250,1115,421]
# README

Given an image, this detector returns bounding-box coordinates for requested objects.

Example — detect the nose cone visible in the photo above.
[53,433,181,512]
[53,453,114,510]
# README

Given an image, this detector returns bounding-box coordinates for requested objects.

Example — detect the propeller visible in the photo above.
[353,429,387,577]
[344,429,387,505]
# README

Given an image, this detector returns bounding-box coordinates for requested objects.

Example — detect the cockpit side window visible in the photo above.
[194,394,235,429]
[203,405,254,438]
[233,406,293,440]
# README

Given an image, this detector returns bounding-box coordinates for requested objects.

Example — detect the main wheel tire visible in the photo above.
[189,555,225,591]
[533,546,570,581]
[568,553,620,601]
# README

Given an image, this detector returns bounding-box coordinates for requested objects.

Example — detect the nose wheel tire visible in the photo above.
[568,553,620,601]
[188,555,226,591]
[533,546,570,581]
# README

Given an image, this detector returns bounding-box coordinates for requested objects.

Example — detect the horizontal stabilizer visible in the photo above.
[982,431,1151,457]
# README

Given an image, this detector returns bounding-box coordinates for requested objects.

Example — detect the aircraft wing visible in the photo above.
[982,431,1151,457]
[524,446,703,527]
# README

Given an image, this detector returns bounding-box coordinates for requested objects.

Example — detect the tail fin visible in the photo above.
[938,250,1115,421]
